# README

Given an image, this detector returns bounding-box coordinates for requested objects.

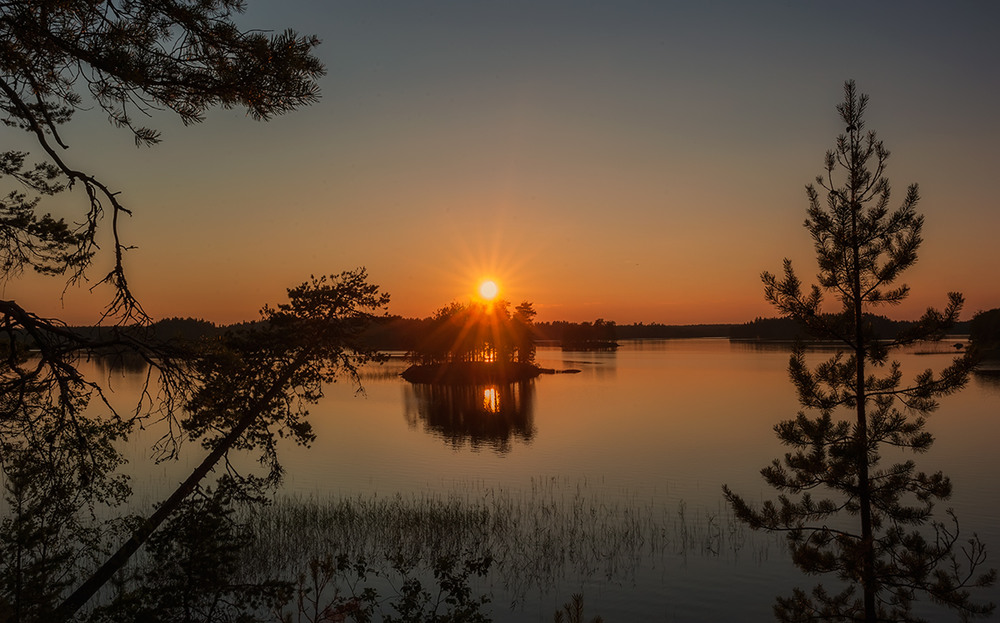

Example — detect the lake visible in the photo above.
[118,338,999,622]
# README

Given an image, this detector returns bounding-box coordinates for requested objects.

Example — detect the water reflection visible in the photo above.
[403,382,535,453]
[90,350,151,375]
[973,367,1000,394]
[482,386,499,413]
[560,350,617,380]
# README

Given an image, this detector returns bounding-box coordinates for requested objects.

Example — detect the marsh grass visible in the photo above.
[238,478,782,617]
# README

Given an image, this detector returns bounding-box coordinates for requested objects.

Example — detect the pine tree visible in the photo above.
[1,0,324,323]
[0,3,396,619]
[723,81,996,622]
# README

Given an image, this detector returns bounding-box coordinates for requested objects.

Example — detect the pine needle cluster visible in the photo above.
[724,81,995,622]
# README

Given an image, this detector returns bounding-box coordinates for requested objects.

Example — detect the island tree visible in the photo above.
[408,299,536,369]
[723,81,995,622]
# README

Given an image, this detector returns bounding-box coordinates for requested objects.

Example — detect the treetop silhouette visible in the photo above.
[723,80,995,622]
[402,299,539,384]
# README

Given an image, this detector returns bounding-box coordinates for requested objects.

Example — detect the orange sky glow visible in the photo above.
[7,2,1000,327]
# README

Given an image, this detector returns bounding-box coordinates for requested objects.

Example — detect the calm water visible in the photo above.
[117,339,999,621]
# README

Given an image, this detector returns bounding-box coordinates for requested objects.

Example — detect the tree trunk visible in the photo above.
[53,351,310,621]
[856,309,876,621]
[849,135,877,620]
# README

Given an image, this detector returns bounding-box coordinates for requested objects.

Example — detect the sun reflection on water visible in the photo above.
[483,386,500,413]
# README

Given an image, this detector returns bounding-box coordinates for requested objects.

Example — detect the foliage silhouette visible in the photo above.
[380,551,493,623]
[55,269,389,620]
[969,308,1000,360]
[0,444,99,622]
[87,480,290,623]
[1,0,323,322]
[723,81,995,622]
[729,314,918,342]
[84,485,495,623]
[553,594,604,623]
[0,2,410,621]
[559,319,617,351]
[402,300,538,384]
[410,300,536,366]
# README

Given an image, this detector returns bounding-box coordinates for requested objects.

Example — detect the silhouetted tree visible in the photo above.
[55,269,389,620]
[970,308,1000,360]
[560,318,617,351]
[88,479,290,623]
[0,443,113,622]
[512,301,537,364]
[1,0,325,488]
[0,3,403,621]
[724,81,995,622]
[411,300,535,367]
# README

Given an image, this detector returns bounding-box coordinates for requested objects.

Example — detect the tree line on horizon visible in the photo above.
[48,310,994,352]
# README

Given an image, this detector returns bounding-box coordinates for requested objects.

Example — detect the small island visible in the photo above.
[402,295,541,385]
[401,360,542,384]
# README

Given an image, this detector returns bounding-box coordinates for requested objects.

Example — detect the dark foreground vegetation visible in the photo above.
[136,480,753,622]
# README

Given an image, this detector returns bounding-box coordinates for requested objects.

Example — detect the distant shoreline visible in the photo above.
[45,315,979,351]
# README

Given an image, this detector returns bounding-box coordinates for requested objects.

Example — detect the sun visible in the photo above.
[478,279,499,301]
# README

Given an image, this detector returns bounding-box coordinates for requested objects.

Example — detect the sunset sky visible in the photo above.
[11,1,1000,325]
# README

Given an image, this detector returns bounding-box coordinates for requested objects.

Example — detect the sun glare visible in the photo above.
[478,280,499,301]
[483,387,500,413]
